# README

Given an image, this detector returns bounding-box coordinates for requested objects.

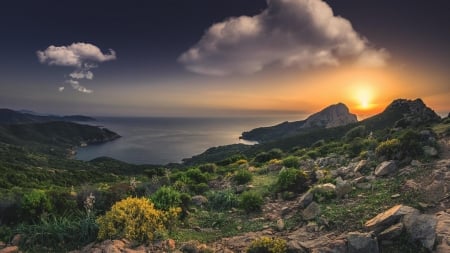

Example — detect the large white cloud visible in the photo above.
[37,42,116,67]
[179,0,389,76]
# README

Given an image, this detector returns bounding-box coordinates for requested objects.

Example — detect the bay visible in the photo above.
[75,116,303,165]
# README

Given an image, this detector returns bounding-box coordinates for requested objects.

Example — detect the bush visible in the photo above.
[254,149,283,164]
[198,163,217,173]
[16,213,98,251]
[282,156,300,168]
[151,186,182,211]
[246,236,287,253]
[239,191,263,213]
[344,125,366,141]
[189,183,209,195]
[233,169,253,185]
[375,138,401,159]
[21,189,52,221]
[275,168,309,193]
[207,190,238,211]
[97,197,180,242]
[186,168,208,184]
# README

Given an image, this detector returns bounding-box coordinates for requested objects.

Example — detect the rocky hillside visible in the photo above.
[241,103,357,143]
[0,108,95,125]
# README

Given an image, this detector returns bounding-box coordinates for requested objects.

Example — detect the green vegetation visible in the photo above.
[246,237,287,253]
[239,191,264,213]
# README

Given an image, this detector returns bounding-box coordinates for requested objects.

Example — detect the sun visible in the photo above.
[353,83,375,110]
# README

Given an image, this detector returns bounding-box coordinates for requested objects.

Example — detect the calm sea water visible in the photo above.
[76,116,302,165]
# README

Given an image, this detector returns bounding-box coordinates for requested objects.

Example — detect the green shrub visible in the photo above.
[246,236,287,253]
[275,168,309,193]
[207,190,238,211]
[97,197,180,242]
[254,149,283,164]
[151,186,182,211]
[16,213,98,251]
[282,156,300,168]
[239,191,263,213]
[233,169,253,185]
[186,168,208,184]
[344,125,366,141]
[21,189,52,220]
[198,163,217,173]
[189,183,209,195]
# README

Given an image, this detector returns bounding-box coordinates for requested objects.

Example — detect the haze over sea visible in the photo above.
[76,116,303,165]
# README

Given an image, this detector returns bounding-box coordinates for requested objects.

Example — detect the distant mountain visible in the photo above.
[0,108,95,125]
[185,98,441,165]
[241,103,357,142]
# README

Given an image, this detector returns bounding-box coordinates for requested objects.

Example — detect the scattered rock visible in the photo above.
[286,241,308,253]
[276,219,285,231]
[315,183,336,194]
[191,195,208,207]
[302,201,320,220]
[353,159,367,173]
[335,177,352,198]
[391,193,401,199]
[10,235,21,247]
[0,246,19,253]
[374,160,397,176]
[355,182,372,190]
[305,221,319,232]
[365,205,419,233]
[435,211,450,253]
[378,223,404,240]
[347,232,379,253]
[297,190,314,208]
[403,213,437,251]
[423,146,438,157]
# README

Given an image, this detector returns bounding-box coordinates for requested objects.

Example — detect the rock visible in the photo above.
[167,239,176,250]
[335,177,352,198]
[410,160,422,167]
[297,190,314,208]
[235,185,247,194]
[10,234,21,246]
[315,183,336,194]
[354,159,367,173]
[390,193,401,199]
[308,239,347,253]
[302,201,320,220]
[402,179,419,191]
[352,176,365,184]
[374,160,397,176]
[191,195,208,206]
[347,232,379,253]
[402,213,437,251]
[276,219,285,231]
[365,205,419,233]
[0,242,5,249]
[286,241,308,253]
[423,146,438,157]
[305,221,319,232]
[0,246,19,253]
[435,211,450,253]
[301,103,357,129]
[378,223,404,240]
[315,170,326,180]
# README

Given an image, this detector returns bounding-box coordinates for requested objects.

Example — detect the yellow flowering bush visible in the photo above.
[246,237,287,253]
[96,197,180,242]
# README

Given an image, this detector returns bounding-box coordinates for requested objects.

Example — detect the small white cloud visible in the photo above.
[58,86,65,92]
[37,42,116,67]
[65,79,92,93]
[70,70,94,79]
[179,0,389,76]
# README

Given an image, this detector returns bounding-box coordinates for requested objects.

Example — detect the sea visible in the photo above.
[75,116,303,165]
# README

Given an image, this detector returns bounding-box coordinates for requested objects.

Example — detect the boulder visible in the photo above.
[374,160,397,176]
[335,177,352,198]
[378,223,404,240]
[347,232,379,253]
[276,218,285,231]
[315,183,336,193]
[365,205,419,233]
[402,213,437,251]
[286,241,308,253]
[191,195,208,206]
[302,201,320,220]
[353,159,367,173]
[297,190,314,208]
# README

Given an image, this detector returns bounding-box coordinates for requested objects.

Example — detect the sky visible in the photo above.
[0,0,449,118]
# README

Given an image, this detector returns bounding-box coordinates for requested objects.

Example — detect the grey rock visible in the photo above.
[423,146,438,157]
[302,201,321,220]
[286,241,308,253]
[403,213,437,251]
[379,223,404,240]
[347,232,379,253]
[435,211,450,253]
[191,195,208,206]
[301,103,357,129]
[335,177,352,198]
[365,205,419,233]
[353,159,367,173]
[374,160,398,176]
[356,182,372,190]
[297,190,314,208]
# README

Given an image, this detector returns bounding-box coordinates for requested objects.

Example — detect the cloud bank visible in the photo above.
[37,42,116,93]
[179,0,389,76]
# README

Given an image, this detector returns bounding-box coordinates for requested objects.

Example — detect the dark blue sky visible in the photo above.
[0,0,449,116]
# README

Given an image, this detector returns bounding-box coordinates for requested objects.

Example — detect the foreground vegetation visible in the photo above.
[0,102,448,252]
